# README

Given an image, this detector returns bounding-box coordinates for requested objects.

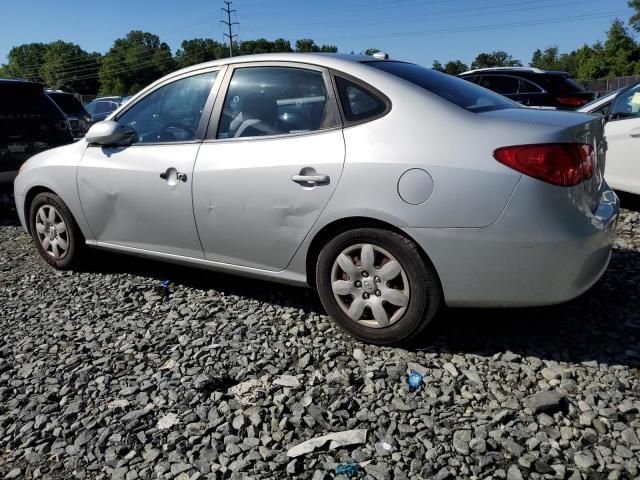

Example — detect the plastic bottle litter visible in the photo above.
[160,280,171,289]
[407,370,424,391]
[335,463,360,477]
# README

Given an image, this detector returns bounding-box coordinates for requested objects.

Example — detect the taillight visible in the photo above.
[556,97,586,108]
[493,143,593,186]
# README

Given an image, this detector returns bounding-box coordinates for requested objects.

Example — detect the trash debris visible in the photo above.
[287,429,367,458]
[160,280,171,288]
[229,376,270,406]
[377,441,392,451]
[335,463,360,477]
[407,370,424,391]
[160,358,177,370]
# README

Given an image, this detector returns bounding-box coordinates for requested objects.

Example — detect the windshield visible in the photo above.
[48,92,87,116]
[366,61,519,113]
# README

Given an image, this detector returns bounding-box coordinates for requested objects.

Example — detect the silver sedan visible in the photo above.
[13,53,619,344]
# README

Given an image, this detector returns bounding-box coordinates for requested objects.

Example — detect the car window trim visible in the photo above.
[610,84,640,121]
[329,70,391,128]
[478,74,548,95]
[204,61,342,142]
[113,66,225,146]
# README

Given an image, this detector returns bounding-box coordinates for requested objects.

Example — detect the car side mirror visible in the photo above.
[85,121,137,146]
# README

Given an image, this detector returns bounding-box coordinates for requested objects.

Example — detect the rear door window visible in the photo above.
[478,75,520,95]
[217,66,333,139]
[334,77,387,122]
[611,83,640,119]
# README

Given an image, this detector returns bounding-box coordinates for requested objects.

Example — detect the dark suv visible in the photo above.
[0,79,74,186]
[46,90,92,138]
[459,67,595,109]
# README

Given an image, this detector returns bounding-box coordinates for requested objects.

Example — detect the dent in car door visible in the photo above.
[78,69,222,258]
[192,64,345,271]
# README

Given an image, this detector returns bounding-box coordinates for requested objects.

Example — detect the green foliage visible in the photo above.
[471,50,522,69]
[98,31,174,96]
[443,60,468,75]
[630,0,640,32]
[432,60,444,72]
[2,43,48,82]
[294,39,337,53]
[175,38,227,69]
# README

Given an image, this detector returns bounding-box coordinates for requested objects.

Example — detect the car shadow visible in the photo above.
[79,244,640,368]
[0,192,19,227]
[618,191,640,212]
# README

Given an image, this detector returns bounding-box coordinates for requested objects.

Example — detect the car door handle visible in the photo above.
[629,127,640,138]
[291,174,330,185]
[160,169,188,182]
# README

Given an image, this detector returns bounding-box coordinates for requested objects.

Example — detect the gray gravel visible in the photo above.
[0,197,639,480]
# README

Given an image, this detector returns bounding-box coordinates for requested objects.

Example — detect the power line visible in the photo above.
[221,1,239,57]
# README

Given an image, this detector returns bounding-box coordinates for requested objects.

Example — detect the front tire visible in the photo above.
[316,228,441,345]
[29,192,83,270]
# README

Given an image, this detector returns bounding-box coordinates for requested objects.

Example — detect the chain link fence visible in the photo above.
[581,75,640,97]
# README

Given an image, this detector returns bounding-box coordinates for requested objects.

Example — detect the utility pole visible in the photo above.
[221,1,238,57]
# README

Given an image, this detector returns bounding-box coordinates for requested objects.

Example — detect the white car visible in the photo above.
[579,82,640,195]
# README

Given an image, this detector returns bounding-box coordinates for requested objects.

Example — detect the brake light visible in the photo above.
[556,97,586,107]
[493,143,593,186]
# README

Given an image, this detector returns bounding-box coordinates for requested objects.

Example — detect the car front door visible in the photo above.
[78,69,222,258]
[192,64,345,270]
[604,83,640,194]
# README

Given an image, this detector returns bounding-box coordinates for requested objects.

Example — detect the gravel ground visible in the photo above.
[0,195,639,480]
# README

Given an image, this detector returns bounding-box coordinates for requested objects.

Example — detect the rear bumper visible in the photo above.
[407,183,619,308]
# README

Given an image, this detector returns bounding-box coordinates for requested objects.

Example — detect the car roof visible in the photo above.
[170,52,380,77]
[0,78,43,87]
[460,67,568,76]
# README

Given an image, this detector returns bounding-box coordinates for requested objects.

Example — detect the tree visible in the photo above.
[471,50,522,69]
[0,43,48,81]
[530,47,562,70]
[294,39,337,53]
[98,31,174,96]
[40,41,100,94]
[444,60,468,75]
[603,19,639,76]
[432,60,444,72]
[175,38,227,69]
[630,0,640,32]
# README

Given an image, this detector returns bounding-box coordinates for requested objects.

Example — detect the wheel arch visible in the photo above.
[23,186,58,235]
[305,216,443,292]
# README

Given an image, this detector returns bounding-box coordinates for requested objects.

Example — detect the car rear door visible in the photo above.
[192,63,345,271]
[78,69,222,258]
[604,83,640,194]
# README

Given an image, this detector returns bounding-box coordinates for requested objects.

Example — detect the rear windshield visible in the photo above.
[47,92,86,115]
[366,61,519,113]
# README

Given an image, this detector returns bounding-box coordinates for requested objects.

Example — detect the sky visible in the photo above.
[0,0,635,68]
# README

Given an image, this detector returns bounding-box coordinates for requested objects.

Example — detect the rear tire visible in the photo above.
[29,192,84,270]
[315,228,441,345]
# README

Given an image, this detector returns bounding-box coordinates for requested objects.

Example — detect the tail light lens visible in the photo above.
[493,143,593,186]
[556,97,587,108]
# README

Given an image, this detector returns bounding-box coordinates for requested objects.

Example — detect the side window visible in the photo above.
[118,71,218,143]
[84,102,97,115]
[462,75,481,84]
[518,79,544,93]
[611,84,640,120]
[335,77,386,122]
[217,67,332,139]
[95,102,113,115]
[479,75,520,95]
